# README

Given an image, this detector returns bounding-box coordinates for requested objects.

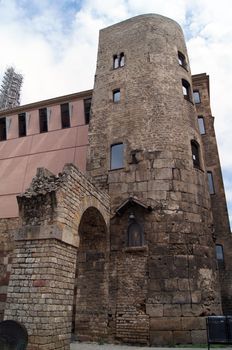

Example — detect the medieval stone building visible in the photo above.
[0,14,231,350]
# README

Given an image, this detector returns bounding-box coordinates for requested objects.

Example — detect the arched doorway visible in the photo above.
[73,206,109,341]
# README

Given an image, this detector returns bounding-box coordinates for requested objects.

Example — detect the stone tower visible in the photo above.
[87,14,222,344]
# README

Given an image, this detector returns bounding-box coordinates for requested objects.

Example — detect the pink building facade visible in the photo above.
[0,90,91,219]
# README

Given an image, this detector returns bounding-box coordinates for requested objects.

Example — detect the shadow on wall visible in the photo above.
[0,320,28,349]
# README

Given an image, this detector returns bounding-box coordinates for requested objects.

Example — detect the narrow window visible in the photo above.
[0,118,6,141]
[110,143,124,170]
[84,98,91,124]
[113,55,119,69]
[216,244,225,268]
[193,90,201,104]
[191,140,200,168]
[128,222,143,247]
[178,51,187,69]
[39,108,48,133]
[207,171,215,194]
[60,103,70,128]
[198,116,206,135]
[182,79,191,101]
[119,52,125,67]
[113,89,120,102]
[18,112,26,137]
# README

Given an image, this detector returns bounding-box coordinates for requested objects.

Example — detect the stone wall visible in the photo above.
[4,164,110,349]
[192,73,232,314]
[4,239,76,350]
[0,217,19,320]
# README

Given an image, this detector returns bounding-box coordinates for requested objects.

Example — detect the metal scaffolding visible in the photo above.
[0,67,23,110]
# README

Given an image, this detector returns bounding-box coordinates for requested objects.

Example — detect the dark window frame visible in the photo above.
[0,117,6,141]
[182,79,192,101]
[216,244,225,269]
[178,51,187,70]
[191,140,200,169]
[84,98,91,124]
[18,112,26,137]
[193,90,201,104]
[110,143,124,170]
[198,116,206,135]
[113,89,120,103]
[207,171,215,194]
[113,52,125,69]
[39,108,48,133]
[60,103,70,129]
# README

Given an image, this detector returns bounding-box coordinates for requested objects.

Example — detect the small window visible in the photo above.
[216,244,225,268]
[60,103,70,128]
[84,98,91,124]
[110,143,124,170]
[128,222,144,247]
[178,51,187,69]
[0,118,6,141]
[113,89,120,102]
[198,116,206,135]
[113,52,124,69]
[119,52,125,67]
[193,90,201,104]
[191,140,200,168]
[216,244,224,261]
[182,79,191,101]
[39,108,48,133]
[113,55,119,69]
[18,112,26,137]
[207,171,215,194]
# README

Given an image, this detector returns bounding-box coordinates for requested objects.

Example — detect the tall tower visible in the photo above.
[87,14,222,345]
[0,67,23,110]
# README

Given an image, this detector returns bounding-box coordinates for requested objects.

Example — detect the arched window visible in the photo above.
[127,221,143,247]
[119,52,125,67]
[182,79,191,101]
[191,140,200,168]
[113,55,119,69]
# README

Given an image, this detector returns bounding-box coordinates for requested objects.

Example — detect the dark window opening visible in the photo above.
[84,98,92,124]
[60,103,70,128]
[39,108,48,133]
[198,116,206,135]
[110,143,124,170]
[113,55,119,69]
[178,51,187,69]
[0,118,6,141]
[182,79,191,101]
[216,244,225,268]
[113,89,120,102]
[191,140,200,168]
[127,221,144,247]
[18,112,26,137]
[193,90,201,104]
[207,171,215,194]
[113,52,124,69]
[119,52,124,67]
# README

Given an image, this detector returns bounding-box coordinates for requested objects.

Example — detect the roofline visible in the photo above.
[0,89,93,117]
[192,73,210,99]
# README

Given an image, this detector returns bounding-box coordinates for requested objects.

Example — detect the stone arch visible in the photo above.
[73,205,109,342]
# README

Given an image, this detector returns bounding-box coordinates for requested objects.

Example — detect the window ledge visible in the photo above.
[123,245,148,253]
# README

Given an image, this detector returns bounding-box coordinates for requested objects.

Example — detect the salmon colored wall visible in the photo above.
[0,97,89,218]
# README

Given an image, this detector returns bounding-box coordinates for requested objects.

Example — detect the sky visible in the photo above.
[0,0,231,227]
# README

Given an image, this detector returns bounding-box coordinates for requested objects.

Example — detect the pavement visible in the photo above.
[70,342,231,350]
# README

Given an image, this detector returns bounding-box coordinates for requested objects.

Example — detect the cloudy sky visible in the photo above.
[0,0,231,227]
